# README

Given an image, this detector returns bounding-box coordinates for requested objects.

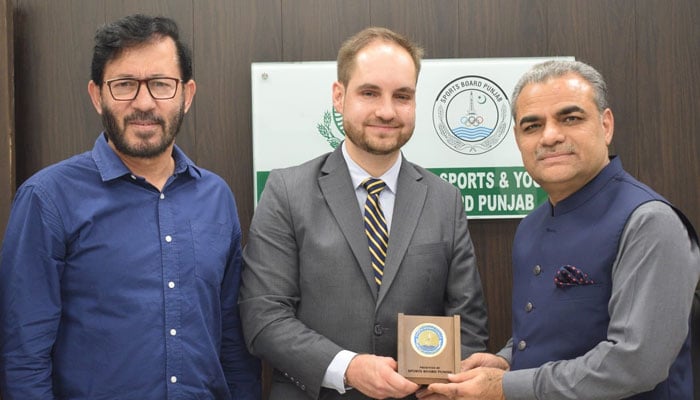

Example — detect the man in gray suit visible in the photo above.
[239,27,488,400]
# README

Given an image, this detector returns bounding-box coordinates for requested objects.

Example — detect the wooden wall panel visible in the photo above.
[370,0,460,59]
[466,219,516,350]
[458,0,548,58]
[282,0,369,62]
[0,0,13,245]
[636,0,700,229]
[13,0,101,183]
[546,0,638,171]
[193,0,282,240]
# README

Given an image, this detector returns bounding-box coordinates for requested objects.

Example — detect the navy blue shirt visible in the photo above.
[0,134,261,399]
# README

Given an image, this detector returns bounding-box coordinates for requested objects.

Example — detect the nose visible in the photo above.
[374,95,397,121]
[540,121,564,146]
[130,81,157,110]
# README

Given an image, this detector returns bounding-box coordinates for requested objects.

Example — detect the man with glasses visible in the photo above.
[0,14,261,399]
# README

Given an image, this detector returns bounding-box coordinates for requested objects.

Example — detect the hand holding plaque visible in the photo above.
[397,313,461,384]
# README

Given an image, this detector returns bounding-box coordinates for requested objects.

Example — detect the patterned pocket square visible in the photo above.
[554,265,595,288]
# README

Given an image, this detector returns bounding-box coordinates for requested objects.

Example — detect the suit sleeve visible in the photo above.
[239,170,342,400]
[445,187,489,357]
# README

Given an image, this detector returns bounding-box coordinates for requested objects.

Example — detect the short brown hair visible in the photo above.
[336,27,424,86]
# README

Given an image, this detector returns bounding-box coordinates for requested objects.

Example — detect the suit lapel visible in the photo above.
[377,159,426,305]
[318,148,378,298]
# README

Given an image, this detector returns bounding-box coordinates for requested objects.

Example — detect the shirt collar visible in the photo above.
[341,141,401,194]
[550,155,622,216]
[91,132,202,182]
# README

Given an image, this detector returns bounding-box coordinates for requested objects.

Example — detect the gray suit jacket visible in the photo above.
[240,146,488,400]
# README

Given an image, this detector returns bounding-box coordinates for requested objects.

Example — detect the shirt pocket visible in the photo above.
[191,221,231,287]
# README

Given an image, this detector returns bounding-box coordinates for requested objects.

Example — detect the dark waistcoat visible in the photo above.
[510,157,694,399]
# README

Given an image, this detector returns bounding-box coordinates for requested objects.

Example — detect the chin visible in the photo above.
[367,144,400,156]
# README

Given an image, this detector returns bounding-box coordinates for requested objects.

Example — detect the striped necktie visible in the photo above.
[362,178,389,287]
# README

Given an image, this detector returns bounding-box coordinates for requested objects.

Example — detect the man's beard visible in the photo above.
[343,118,412,156]
[102,102,185,159]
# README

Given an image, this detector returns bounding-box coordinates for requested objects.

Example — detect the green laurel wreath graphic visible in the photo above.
[316,109,345,149]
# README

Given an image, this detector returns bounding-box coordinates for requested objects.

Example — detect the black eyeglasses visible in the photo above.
[103,77,182,101]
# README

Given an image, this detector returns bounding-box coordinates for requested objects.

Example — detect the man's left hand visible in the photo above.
[425,367,506,400]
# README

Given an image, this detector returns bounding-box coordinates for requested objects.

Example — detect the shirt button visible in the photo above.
[525,302,533,312]
[373,324,383,336]
[165,235,172,242]
[170,329,177,336]
[130,174,137,180]
[160,193,165,200]
[518,340,527,351]
[170,376,177,383]
[168,281,175,289]
[533,265,542,275]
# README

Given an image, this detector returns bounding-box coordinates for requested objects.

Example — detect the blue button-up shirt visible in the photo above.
[0,134,261,399]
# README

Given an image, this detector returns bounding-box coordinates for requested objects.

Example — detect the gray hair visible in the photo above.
[510,60,609,118]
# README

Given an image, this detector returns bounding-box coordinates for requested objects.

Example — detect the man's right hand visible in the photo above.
[345,354,420,399]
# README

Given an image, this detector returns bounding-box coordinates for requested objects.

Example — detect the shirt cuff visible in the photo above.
[321,350,357,394]
[495,348,512,364]
[502,369,537,400]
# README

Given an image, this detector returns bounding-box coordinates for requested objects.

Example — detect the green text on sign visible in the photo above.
[428,167,547,218]
[255,166,547,219]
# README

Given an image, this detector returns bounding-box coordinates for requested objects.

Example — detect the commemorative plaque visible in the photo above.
[397,314,461,384]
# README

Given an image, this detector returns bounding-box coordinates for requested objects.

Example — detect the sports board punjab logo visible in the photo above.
[432,75,511,155]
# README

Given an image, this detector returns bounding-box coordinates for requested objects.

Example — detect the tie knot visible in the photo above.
[362,178,386,195]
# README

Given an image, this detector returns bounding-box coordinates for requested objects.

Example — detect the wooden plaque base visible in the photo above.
[397,313,460,384]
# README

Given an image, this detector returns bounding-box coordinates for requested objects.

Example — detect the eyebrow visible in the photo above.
[518,105,586,126]
[356,83,380,91]
[107,74,173,80]
[356,83,415,95]
[518,115,539,126]
[556,105,585,116]
[396,87,416,96]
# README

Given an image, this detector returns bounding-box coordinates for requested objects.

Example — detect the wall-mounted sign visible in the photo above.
[252,57,573,219]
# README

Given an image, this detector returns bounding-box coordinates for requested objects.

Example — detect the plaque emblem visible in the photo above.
[410,323,446,358]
